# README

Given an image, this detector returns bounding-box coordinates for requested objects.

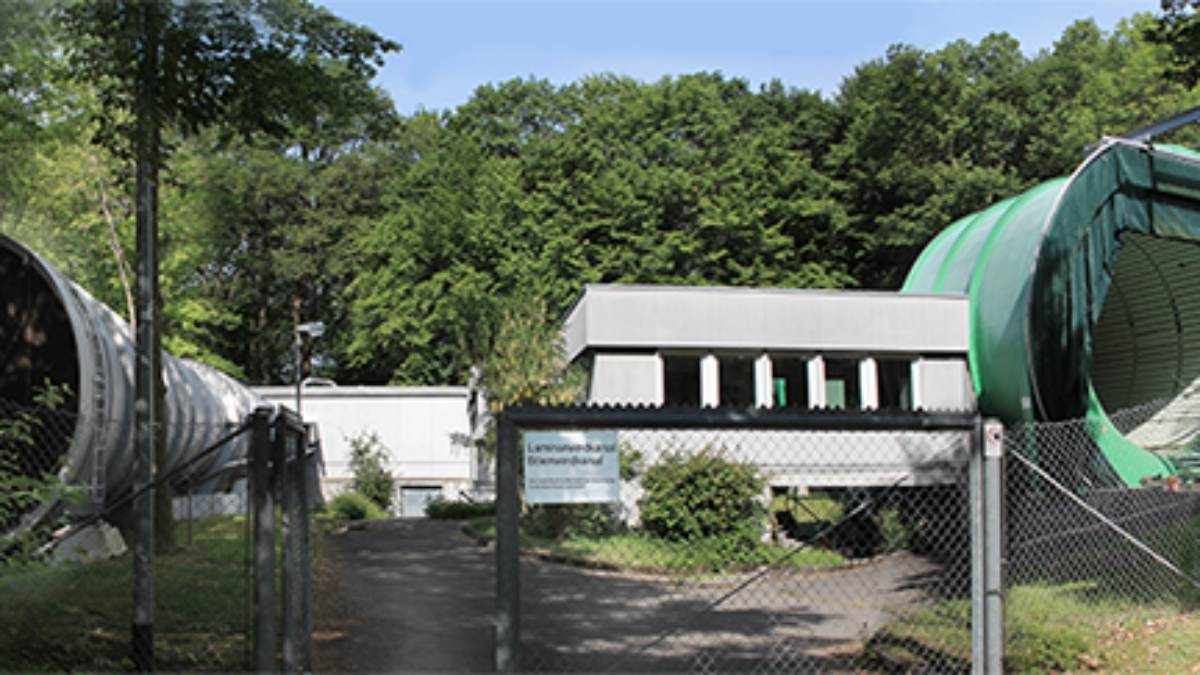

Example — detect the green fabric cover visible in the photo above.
[903,141,1200,486]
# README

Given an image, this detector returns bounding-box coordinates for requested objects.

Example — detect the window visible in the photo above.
[824,358,861,409]
[719,355,755,408]
[878,359,913,410]
[663,355,701,406]
[772,358,809,408]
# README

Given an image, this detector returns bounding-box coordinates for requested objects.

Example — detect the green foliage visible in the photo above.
[638,448,765,562]
[521,503,623,540]
[424,498,496,520]
[0,515,261,672]
[1005,619,1093,673]
[61,0,400,162]
[1151,1,1200,87]
[0,383,75,565]
[323,491,388,521]
[479,298,586,415]
[347,431,394,513]
[4,4,1196,389]
[468,515,847,574]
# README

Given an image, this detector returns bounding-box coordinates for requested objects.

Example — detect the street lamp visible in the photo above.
[294,321,325,415]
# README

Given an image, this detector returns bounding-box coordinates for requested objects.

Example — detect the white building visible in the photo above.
[564,284,975,412]
[562,285,977,490]
[254,385,483,517]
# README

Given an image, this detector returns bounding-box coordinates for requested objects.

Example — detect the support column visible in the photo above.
[755,353,773,408]
[653,353,665,407]
[859,357,879,410]
[910,359,925,411]
[701,354,720,408]
[807,356,826,409]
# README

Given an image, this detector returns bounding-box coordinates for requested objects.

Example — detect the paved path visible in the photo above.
[313,519,957,673]
[315,519,497,673]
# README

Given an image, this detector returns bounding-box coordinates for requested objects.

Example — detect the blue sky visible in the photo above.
[318,1,1157,116]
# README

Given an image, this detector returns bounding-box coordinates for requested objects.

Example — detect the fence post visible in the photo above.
[279,413,313,674]
[496,414,521,672]
[983,418,1005,674]
[251,407,276,673]
[972,416,1005,674]
[280,414,298,673]
[298,423,314,671]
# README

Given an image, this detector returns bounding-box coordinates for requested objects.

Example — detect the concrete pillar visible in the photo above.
[755,353,773,408]
[807,356,826,409]
[860,357,879,410]
[653,353,665,406]
[701,354,720,408]
[910,358,924,411]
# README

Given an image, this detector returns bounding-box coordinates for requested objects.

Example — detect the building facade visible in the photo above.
[254,385,482,517]
[564,285,976,413]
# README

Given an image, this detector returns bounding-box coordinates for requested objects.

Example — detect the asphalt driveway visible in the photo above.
[314,518,497,673]
[312,518,956,673]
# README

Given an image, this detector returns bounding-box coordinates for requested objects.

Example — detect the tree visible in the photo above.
[1152,0,1200,87]
[828,16,1199,289]
[476,298,586,417]
[61,1,398,663]
[160,123,398,384]
[347,74,853,386]
[0,0,68,211]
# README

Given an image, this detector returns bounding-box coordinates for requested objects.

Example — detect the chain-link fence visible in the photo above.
[1004,404,1200,673]
[0,397,314,673]
[496,406,981,674]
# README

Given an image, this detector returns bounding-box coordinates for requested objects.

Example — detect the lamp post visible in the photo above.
[294,321,325,415]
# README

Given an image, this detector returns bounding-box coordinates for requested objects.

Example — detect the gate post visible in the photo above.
[972,417,1005,674]
[496,415,521,672]
[250,407,276,673]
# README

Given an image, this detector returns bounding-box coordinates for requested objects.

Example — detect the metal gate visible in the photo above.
[494,405,998,673]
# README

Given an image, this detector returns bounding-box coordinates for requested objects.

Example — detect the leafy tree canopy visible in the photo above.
[61,0,401,161]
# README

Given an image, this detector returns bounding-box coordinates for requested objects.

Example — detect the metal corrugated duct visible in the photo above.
[0,234,266,534]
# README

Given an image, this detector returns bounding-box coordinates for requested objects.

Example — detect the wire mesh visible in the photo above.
[0,395,272,672]
[513,425,974,674]
[1004,417,1200,673]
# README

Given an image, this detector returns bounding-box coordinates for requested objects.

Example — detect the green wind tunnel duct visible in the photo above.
[903,139,1200,487]
[0,233,268,536]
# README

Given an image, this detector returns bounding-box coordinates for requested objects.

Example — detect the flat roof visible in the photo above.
[253,385,469,400]
[563,284,970,361]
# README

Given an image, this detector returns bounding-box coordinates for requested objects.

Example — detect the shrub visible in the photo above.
[425,498,496,520]
[324,491,389,521]
[638,448,765,559]
[347,431,394,513]
[0,383,78,565]
[521,503,623,540]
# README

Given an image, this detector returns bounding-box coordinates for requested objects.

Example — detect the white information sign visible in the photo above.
[524,431,620,504]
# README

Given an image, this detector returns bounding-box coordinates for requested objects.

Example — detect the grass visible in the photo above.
[468,515,848,576]
[0,515,256,672]
[11,507,1200,672]
[863,573,1200,673]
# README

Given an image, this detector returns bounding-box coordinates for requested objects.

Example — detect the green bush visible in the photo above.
[638,448,764,560]
[324,491,389,521]
[425,498,496,520]
[0,383,77,565]
[347,431,394,513]
[521,503,623,540]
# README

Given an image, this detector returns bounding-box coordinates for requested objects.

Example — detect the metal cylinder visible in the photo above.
[0,234,265,533]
